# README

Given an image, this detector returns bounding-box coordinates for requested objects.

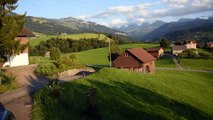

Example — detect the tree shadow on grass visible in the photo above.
[33,78,212,120]
[84,79,213,120]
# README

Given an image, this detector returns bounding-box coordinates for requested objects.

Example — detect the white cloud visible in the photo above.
[109,6,134,13]
[110,19,127,27]
[77,0,213,27]
[137,18,145,23]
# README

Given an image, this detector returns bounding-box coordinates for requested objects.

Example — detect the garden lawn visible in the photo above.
[179,58,213,70]
[32,69,213,120]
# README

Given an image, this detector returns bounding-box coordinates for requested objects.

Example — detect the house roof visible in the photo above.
[172,45,187,51]
[17,28,34,37]
[185,40,197,44]
[15,37,28,45]
[126,48,156,63]
[146,47,163,52]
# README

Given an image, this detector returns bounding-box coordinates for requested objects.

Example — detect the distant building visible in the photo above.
[3,28,34,67]
[114,32,127,36]
[113,48,156,73]
[184,40,197,49]
[146,47,164,58]
[171,45,187,55]
[204,42,213,49]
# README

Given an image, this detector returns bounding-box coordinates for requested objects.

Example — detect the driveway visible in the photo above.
[0,65,91,120]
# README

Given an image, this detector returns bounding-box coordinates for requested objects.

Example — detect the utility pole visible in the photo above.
[108,40,112,68]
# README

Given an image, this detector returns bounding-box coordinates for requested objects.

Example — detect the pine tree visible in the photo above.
[0,0,25,59]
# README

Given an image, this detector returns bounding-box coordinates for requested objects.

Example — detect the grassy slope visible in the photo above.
[32,68,213,120]
[29,33,112,47]
[72,43,159,65]
[179,58,213,70]
[30,43,176,67]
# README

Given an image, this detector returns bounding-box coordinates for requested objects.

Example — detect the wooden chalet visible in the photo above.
[113,48,156,73]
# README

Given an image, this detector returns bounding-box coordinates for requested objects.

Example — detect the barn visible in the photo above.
[113,48,156,73]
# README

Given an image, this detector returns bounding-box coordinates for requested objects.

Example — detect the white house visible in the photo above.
[3,28,34,67]
[3,37,29,67]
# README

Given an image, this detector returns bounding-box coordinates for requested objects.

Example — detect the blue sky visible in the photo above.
[15,0,213,27]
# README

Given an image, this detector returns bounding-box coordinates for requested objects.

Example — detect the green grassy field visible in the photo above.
[179,58,213,70]
[29,43,159,66]
[156,58,177,68]
[29,33,112,47]
[32,68,213,120]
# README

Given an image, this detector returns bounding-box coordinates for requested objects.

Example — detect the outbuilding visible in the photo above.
[113,48,156,73]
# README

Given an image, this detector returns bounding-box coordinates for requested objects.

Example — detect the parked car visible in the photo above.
[0,102,15,120]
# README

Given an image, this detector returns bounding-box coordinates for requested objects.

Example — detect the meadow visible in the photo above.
[32,68,213,120]
[179,58,213,70]
[29,33,112,47]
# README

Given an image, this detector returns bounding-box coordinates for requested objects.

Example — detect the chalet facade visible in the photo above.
[3,28,34,67]
[146,47,164,58]
[113,48,156,73]
[184,40,197,49]
[171,45,187,55]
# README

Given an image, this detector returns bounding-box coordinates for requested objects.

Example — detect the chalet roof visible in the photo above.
[185,40,197,44]
[146,47,163,52]
[17,28,34,37]
[172,45,187,51]
[15,37,28,53]
[126,48,156,63]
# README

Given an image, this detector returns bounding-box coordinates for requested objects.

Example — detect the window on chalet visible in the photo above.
[125,53,129,57]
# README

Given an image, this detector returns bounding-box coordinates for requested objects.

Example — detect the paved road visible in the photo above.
[156,67,213,73]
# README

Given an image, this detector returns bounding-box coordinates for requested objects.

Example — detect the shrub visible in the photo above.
[179,49,199,58]
[0,72,15,85]
[35,63,58,79]
[50,47,61,60]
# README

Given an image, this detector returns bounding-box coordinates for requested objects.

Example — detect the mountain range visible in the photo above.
[116,17,213,42]
[116,21,166,40]
[24,16,213,42]
[141,17,213,41]
[24,16,120,35]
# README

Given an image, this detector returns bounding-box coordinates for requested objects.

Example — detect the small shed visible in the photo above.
[113,48,156,73]
[146,47,164,58]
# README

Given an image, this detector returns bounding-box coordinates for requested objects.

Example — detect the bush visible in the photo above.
[0,72,15,85]
[35,63,58,79]
[50,47,61,60]
[179,49,199,58]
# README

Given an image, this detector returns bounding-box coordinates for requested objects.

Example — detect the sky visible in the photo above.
[15,0,213,27]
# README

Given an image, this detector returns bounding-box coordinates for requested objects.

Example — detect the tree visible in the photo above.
[160,37,170,48]
[50,47,61,60]
[0,0,25,65]
[108,43,121,62]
